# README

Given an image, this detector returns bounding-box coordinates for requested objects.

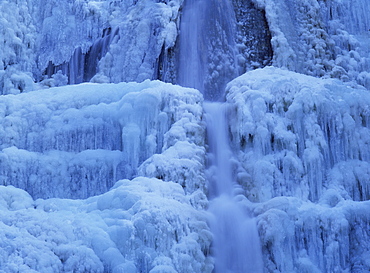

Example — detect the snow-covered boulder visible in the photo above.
[0,178,213,273]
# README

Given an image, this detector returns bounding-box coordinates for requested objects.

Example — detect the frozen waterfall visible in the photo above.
[44,27,120,85]
[178,0,264,271]
[205,102,264,273]
[178,0,238,101]
[1,0,370,271]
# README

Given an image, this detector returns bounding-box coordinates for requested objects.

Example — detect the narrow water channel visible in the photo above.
[204,102,263,273]
[177,0,264,271]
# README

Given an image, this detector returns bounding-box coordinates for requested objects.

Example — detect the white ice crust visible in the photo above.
[1,0,370,272]
[226,67,370,272]
[0,80,211,272]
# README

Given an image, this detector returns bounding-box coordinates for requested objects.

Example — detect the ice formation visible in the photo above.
[0,0,370,272]
[251,0,370,85]
[0,179,212,273]
[226,67,370,272]
[0,80,205,199]
[0,80,212,272]
[0,0,183,94]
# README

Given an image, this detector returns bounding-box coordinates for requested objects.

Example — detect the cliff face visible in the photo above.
[2,0,369,93]
[0,0,370,272]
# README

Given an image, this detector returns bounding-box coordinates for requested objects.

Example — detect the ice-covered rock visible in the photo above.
[252,0,370,87]
[253,196,370,273]
[0,178,213,273]
[0,80,205,199]
[227,66,370,202]
[226,66,370,272]
[0,0,183,94]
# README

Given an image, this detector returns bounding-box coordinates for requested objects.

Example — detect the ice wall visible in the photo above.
[0,0,183,94]
[0,80,206,200]
[226,67,370,272]
[252,0,370,88]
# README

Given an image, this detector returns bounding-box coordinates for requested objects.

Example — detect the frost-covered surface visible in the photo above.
[0,80,211,272]
[2,0,370,272]
[252,0,370,87]
[0,80,205,199]
[0,0,182,94]
[226,67,370,272]
[0,179,212,273]
[2,0,370,94]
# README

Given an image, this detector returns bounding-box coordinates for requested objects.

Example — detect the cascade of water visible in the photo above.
[205,103,264,273]
[177,0,238,101]
[177,0,206,93]
[178,0,264,271]
[205,102,234,197]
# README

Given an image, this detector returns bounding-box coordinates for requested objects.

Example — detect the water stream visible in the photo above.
[178,0,264,271]
[205,102,264,273]
[177,0,238,101]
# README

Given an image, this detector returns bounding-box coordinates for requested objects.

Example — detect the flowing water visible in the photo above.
[177,0,238,101]
[178,0,264,271]
[205,102,264,273]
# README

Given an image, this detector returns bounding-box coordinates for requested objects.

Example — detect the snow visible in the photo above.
[0,80,205,200]
[226,66,370,272]
[1,0,370,272]
[0,178,212,273]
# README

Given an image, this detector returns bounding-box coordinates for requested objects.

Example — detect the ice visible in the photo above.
[226,66,370,272]
[2,0,370,94]
[0,80,205,199]
[0,77,211,272]
[227,66,370,202]
[0,0,183,94]
[252,0,370,87]
[0,177,212,273]
[93,0,182,84]
[1,0,370,272]
[254,196,370,273]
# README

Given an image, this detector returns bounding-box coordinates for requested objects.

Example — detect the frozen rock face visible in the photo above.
[226,67,370,272]
[232,0,273,71]
[252,0,370,88]
[0,0,183,94]
[0,80,205,200]
[0,80,211,272]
